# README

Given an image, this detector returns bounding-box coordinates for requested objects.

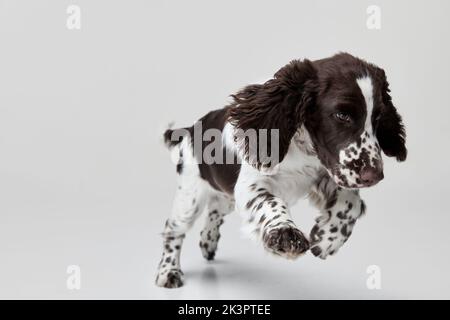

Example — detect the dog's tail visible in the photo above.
[161,122,188,150]
[162,122,178,149]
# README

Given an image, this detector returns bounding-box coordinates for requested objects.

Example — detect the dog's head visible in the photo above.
[229,53,406,189]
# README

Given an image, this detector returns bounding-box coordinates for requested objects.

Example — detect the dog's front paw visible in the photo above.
[309,218,355,259]
[155,269,184,288]
[262,226,310,259]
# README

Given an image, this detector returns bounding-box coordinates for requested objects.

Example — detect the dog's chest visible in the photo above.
[269,142,323,206]
[270,164,321,207]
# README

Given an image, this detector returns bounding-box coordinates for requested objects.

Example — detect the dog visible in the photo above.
[156,53,406,288]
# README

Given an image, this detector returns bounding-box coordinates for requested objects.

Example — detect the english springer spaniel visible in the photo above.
[156,53,407,288]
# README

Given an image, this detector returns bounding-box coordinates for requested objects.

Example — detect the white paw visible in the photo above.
[309,214,355,259]
[262,226,310,259]
[155,269,184,288]
[199,238,218,261]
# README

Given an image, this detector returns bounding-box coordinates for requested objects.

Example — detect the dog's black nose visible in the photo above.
[360,167,384,186]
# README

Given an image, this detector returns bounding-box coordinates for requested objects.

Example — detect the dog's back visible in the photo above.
[163,106,241,195]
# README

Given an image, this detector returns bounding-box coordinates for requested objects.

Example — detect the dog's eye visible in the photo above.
[335,112,352,123]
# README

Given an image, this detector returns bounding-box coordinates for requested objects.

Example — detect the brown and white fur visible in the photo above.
[155,53,406,288]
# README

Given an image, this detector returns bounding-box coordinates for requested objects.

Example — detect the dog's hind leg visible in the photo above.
[199,193,235,261]
[155,139,208,288]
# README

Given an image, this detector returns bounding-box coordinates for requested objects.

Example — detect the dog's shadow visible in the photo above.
[181,259,388,299]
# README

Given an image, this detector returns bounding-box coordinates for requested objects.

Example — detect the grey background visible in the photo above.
[0,0,449,299]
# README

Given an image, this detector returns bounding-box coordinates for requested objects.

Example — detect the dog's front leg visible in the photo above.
[235,181,309,259]
[309,175,366,259]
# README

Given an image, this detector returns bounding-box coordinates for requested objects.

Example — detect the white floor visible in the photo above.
[1,186,448,299]
[1,0,450,300]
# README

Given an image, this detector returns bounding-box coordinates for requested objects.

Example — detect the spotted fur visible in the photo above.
[308,173,367,258]
[156,53,406,288]
[329,77,384,188]
[156,136,234,288]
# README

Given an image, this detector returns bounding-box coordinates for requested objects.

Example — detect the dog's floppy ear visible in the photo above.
[376,69,407,161]
[228,59,317,170]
